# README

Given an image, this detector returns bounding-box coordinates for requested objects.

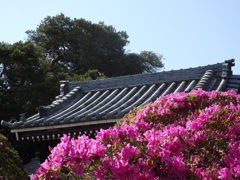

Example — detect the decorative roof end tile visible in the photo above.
[60,80,69,96]
[37,106,49,118]
[20,113,27,122]
[222,59,235,78]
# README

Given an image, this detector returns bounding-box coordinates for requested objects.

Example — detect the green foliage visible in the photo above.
[139,51,164,73]
[0,41,60,120]
[66,69,105,82]
[0,13,164,172]
[0,133,29,179]
[0,14,164,121]
[26,13,164,77]
[0,42,104,121]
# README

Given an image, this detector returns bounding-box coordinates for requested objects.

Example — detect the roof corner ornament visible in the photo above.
[37,106,48,118]
[1,120,12,128]
[20,113,26,122]
[60,80,69,96]
[224,59,235,67]
[222,59,235,78]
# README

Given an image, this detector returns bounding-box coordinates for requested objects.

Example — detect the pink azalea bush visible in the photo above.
[32,89,240,179]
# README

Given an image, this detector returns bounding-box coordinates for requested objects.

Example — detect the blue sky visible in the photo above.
[0,0,239,73]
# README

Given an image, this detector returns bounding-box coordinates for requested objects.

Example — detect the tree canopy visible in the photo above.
[0,41,61,120]
[0,133,28,178]
[26,13,164,77]
[0,13,164,122]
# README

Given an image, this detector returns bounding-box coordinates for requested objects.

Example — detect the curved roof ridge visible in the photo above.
[37,86,82,117]
[194,70,214,90]
[37,92,93,124]
[1,59,238,134]
[67,60,232,92]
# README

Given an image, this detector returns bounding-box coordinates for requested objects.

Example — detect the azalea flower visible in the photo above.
[32,89,240,179]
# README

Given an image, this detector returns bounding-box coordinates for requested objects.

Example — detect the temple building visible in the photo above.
[1,59,240,142]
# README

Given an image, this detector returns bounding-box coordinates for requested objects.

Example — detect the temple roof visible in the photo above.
[1,59,240,141]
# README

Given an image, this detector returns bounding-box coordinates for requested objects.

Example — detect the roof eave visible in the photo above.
[11,118,120,133]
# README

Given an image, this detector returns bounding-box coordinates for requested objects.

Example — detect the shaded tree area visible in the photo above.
[0,41,61,121]
[0,133,29,178]
[0,13,164,122]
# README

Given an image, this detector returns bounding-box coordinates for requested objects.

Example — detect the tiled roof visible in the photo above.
[1,59,240,141]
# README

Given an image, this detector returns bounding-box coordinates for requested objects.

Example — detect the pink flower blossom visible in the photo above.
[218,168,232,180]
[33,89,240,179]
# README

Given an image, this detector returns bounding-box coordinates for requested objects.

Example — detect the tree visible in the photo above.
[0,14,164,120]
[0,133,29,179]
[0,41,61,120]
[139,51,164,73]
[26,13,163,77]
[0,41,106,121]
[0,14,164,168]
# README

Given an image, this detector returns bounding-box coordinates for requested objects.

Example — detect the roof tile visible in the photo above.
[1,59,240,141]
